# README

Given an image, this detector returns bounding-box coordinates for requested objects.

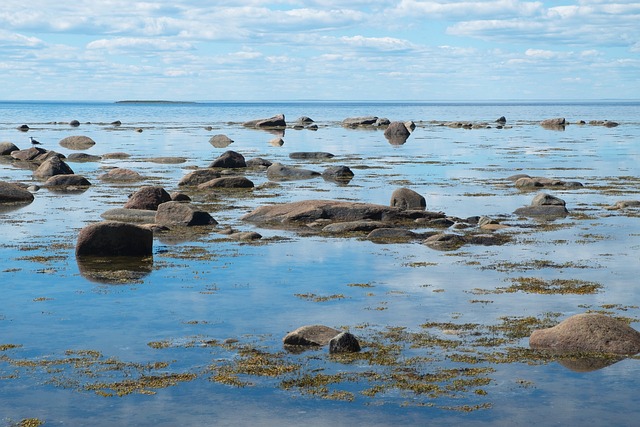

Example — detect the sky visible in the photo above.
[0,0,639,101]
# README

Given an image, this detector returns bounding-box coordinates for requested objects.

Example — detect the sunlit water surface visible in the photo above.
[0,101,639,426]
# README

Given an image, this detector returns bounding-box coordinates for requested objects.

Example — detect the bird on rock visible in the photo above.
[29,137,41,145]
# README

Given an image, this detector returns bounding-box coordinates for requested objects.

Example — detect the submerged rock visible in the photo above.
[76,221,153,257]
[101,208,157,223]
[178,169,221,186]
[289,152,334,160]
[530,313,640,355]
[98,168,143,182]
[197,176,254,189]
[43,174,91,188]
[209,134,234,148]
[322,166,354,184]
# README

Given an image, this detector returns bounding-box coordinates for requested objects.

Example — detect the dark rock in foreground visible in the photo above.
[0,181,34,204]
[530,313,640,355]
[76,221,153,257]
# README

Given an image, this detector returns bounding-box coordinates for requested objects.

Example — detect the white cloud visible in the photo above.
[86,37,193,53]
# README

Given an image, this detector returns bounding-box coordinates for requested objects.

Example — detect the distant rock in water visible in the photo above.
[243,114,286,128]
[384,121,412,145]
[342,116,379,127]
[514,192,568,219]
[209,134,234,148]
[390,187,425,211]
[266,162,320,181]
[98,168,143,182]
[59,135,95,150]
[540,117,566,130]
[283,325,341,347]
[289,152,334,160]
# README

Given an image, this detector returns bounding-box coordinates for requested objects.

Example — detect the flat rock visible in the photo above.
[98,168,143,182]
[0,181,34,204]
[423,233,467,251]
[366,228,421,243]
[101,208,157,223]
[342,116,378,127]
[266,162,320,181]
[322,220,387,234]
[197,176,254,189]
[43,174,91,188]
[242,199,445,226]
[606,200,640,210]
[59,135,96,150]
[530,313,640,355]
[155,201,218,226]
[283,325,341,347]
[76,221,153,257]
[289,152,334,160]
[67,153,102,162]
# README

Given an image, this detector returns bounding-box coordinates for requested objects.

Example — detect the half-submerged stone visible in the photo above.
[530,313,640,355]
[329,332,361,353]
[283,325,360,353]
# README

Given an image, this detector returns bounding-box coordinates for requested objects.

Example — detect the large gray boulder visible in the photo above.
[33,156,74,180]
[59,135,96,150]
[124,186,172,210]
[390,187,426,211]
[266,162,320,181]
[0,181,34,204]
[209,150,246,168]
[530,313,640,355]
[76,221,153,257]
[155,201,218,226]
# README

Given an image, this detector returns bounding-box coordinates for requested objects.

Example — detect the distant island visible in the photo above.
[115,100,198,104]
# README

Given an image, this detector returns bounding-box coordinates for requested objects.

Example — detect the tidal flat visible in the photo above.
[1,101,640,426]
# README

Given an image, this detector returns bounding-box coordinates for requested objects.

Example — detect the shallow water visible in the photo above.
[1,101,640,426]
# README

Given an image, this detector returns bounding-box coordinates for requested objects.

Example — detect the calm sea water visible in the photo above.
[1,101,639,426]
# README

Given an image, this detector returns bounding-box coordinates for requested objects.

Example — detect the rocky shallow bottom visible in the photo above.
[1,108,640,426]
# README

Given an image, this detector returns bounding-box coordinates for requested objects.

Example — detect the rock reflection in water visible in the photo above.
[77,255,153,284]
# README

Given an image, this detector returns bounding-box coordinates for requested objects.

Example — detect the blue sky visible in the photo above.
[1,0,639,101]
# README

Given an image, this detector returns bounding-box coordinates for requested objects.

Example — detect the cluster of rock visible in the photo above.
[509,174,584,190]
[540,117,619,130]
